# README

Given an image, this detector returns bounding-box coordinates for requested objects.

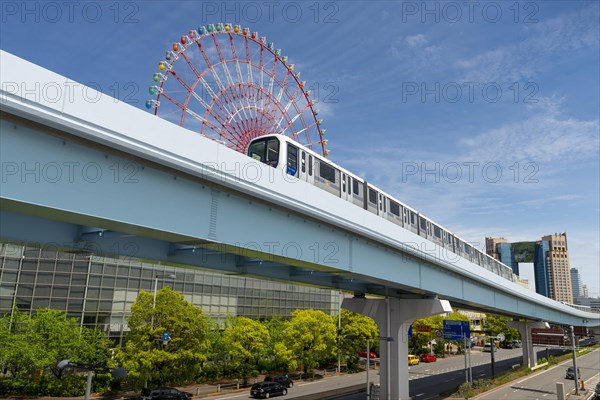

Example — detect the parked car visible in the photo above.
[419,353,437,363]
[264,375,294,388]
[408,355,419,366]
[594,382,600,399]
[565,367,580,379]
[512,340,522,348]
[140,387,191,400]
[358,351,377,359]
[250,382,288,398]
[483,343,497,352]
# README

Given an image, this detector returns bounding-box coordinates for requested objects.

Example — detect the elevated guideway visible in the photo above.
[1,51,598,399]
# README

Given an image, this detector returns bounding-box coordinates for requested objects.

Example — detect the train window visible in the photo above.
[352,179,359,195]
[319,162,336,183]
[342,173,346,192]
[410,211,416,225]
[368,188,377,204]
[287,144,298,176]
[419,217,427,231]
[433,225,441,238]
[301,152,306,173]
[390,201,400,216]
[266,139,280,166]
[248,137,280,167]
[309,155,313,176]
[464,243,471,254]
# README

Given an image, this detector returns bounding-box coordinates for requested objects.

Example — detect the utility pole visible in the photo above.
[570,326,579,395]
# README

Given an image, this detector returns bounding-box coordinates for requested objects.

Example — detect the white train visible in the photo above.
[247,134,514,281]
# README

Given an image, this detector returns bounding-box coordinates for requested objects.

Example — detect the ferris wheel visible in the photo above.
[146,23,328,156]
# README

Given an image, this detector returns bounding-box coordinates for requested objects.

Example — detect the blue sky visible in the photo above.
[1,1,598,296]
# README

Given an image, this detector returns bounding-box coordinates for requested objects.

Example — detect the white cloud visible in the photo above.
[405,34,428,48]
[455,5,599,83]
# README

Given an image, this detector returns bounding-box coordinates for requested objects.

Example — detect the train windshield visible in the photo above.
[248,137,280,167]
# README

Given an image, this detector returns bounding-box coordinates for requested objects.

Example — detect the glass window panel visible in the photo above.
[100,289,114,300]
[55,261,72,273]
[73,261,88,274]
[54,274,70,285]
[71,274,87,286]
[85,300,98,312]
[99,301,112,312]
[104,265,116,276]
[2,259,21,270]
[52,287,68,298]
[69,287,85,298]
[38,261,55,272]
[50,299,67,310]
[87,288,100,298]
[2,271,18,284]
[102,277,115,287]
[0,285,15,296]
[36,272,54,284]
[88,276,101,286]
[68,299,84,310]
[21,261,37,271]
[34,285,52,297]
[115,277,128,289]
[90,263,103,274]
[130,267,141,278]
[20,272,36,284]
[117,266,129,277]
[32,298,50,309]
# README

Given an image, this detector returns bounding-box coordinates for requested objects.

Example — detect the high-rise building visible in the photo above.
[570,268,583,299]
[485,237,519,274]
[582,284,589,298]
[542,233,573,303]
[486,233,573,303]
[0,243,340,344]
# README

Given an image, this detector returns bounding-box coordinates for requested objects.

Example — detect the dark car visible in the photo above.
[140,387,190,400]
[250,382,288,398]
[419,353,437,363]
[565,367,580,379]
[594,382,600,399]
[264,375,294,388]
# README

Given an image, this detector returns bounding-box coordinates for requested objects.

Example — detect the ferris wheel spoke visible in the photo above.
[150,26,325,156]
[179,51,202,78]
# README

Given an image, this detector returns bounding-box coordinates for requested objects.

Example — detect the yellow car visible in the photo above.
[408,355,420,366]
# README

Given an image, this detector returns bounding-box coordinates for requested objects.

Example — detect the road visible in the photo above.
[477,349,600,399]
[204,347,592,400]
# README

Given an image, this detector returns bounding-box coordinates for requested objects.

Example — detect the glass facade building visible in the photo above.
[0,243,339,344]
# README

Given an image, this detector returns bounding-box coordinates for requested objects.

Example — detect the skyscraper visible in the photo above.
[570,268,583,299]
[542,233,573,304]
[486,233,573,303]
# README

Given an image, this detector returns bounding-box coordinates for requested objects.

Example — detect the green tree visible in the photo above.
[119,287,210,388]
[223,317,270,385]
[485,314,520,342]
[276,309,337,375]
[339,309,378,370]
[0,308,109,378]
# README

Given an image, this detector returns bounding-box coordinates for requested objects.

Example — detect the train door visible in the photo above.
[286,143,299,177]
[341,172,350,201]
[307,154,314,185]
[367,187,378,214]
[299,150,307,182]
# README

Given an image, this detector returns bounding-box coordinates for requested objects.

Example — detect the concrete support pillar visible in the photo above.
[343,297,452,400]
[507,321,548,368]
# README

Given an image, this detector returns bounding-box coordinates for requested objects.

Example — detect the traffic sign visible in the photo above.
[443,320,470,341]
[162,331,171,342]
[497,333,505,342]
[435,330,443,339]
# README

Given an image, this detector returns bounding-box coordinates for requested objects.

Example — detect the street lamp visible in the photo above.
[345,335,393,398]
[145,273,176,388]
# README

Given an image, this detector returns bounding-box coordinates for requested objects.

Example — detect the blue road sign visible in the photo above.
[408,325,412,338]
[162,331,170,342]
[443,320,470,341]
